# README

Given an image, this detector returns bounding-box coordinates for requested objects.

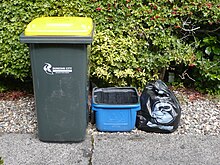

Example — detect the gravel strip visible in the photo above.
[0,97,37,133]
[174,91,220,136]
[0,91,219,135]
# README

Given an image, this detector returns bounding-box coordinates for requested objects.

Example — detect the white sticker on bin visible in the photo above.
[43,63,72,75]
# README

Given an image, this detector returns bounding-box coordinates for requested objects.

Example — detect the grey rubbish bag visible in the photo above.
[136,80,181,133]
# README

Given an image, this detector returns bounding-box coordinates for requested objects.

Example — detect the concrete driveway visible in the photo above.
[1,130,220,165]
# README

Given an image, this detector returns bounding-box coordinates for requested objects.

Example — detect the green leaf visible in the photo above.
[205,47,212,55]
[203,37,210,44]
[212,47,220,55]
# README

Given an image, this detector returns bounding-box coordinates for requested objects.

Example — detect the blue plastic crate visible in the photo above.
[91,87,140,132]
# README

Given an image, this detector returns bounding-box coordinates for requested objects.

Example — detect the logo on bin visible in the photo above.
[43,63,72,75]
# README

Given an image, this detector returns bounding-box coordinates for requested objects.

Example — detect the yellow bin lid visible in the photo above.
[25,17,93,36]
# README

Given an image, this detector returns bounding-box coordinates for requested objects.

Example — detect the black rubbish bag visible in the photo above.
[136,80,181,133]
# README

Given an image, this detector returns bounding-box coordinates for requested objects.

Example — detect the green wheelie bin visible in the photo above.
[20,17,93,142]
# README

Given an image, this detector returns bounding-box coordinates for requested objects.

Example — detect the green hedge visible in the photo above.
[0,0,219,93]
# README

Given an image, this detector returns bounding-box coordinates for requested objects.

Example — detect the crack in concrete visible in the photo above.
[88,132,95,165]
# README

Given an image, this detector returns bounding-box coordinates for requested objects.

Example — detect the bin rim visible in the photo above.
[92,87,139,94]
[20,32,94,44]
[92,103,141,109]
